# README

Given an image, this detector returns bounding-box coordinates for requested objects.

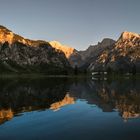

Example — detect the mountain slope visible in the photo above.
[0,25,139,74]
[50,41,74,58]
[50,39,116,68]
[0,26,70,74]
[88,31,140,73]
[79,38,116,69]
[79,38,115,61]
[50,41,82,67]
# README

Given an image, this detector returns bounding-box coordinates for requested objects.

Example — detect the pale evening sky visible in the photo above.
[0,0,140,50]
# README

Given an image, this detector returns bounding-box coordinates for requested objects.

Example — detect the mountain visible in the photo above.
[78,38,116,69]
[88,31,140,73]
[50,39,116,68]
[0,25,139,74]
[79,38,115,61]
[50,41,82,67]
[50,41,74,58]
[0,25,70,74]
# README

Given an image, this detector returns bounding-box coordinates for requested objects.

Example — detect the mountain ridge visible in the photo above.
[0,25,139,74]
[50,40,75,58]
[0,25,71,74]
[88,31,140,73]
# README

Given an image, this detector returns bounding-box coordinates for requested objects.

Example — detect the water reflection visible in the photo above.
[69,79,140,120]
[0,78,139,124]
[50,93,75,111]
[0,109,13,124]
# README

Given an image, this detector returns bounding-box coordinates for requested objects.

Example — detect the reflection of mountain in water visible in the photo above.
[70,79,140,120]
[0,93,75,124]
[0,78,71,124]
[50,93,75,111]
[0,109,13,124]
[0,78,140,124]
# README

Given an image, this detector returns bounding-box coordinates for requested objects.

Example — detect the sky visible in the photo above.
[0,0,140,50]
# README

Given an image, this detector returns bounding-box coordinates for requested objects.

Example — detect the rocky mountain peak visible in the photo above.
[50,41,75,58]
[50,40,62,47]
[121,31,140,40]
[0,25,11,31]
[116,31,140,49]
[0,26,14,44]
[88,31,140,73]
[99,38,115,46]
[79,38,115,63]
[0,26,48,47]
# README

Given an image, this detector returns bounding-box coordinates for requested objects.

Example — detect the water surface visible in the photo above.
[0,78,140,140]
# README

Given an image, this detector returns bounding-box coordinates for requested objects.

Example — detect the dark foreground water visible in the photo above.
[0,77,140,140]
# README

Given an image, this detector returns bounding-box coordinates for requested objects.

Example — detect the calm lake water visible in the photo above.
[0,77,140,140]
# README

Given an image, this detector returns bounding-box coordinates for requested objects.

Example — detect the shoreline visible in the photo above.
[0,73,140,80]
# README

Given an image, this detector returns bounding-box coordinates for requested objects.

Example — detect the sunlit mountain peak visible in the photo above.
[50,41,75,58]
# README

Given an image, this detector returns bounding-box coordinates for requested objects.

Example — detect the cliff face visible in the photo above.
[50,41,75,58]
[88,31,140,73]
[50,41,82,67]
[50,39,116,68]
[79,38,115,61]
[49,32,140,72]
[79,38,115,69]
[0,26,70,74]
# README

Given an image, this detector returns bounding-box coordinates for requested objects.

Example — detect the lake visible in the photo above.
[0,77,140,140]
